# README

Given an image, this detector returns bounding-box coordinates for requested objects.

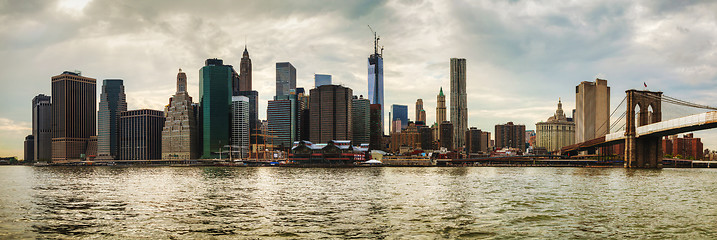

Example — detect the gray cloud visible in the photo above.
[2,0,717,157]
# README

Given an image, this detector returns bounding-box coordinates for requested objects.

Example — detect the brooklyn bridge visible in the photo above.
[561,89,717,169]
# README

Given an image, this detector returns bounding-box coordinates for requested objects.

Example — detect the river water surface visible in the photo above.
[1,166,716,239]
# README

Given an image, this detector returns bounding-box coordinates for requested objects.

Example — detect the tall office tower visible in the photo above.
[200,58,232,159]
[575,78,610,143]
[309,85,353,143]
[276,62,296,97]
[352,95,370,145]
[239,46,252,92]
[415,99,424,123]
[97,79,126,160]
[368,32,384,133]
[231,96,250,158]
[495,122,526,152]
[32,94,51,161]
[119,109,164,160]
[419,127,433,150]
[369,104,383,150]
[465,127,484,155]
[24,135,34,161]
[162,69,199,160]
[315,74,332,87]
[440,121,454,150]
[436,87,447,124]
[391,104,408,130]
[268,94,298,150]
[51,71,96,162]
[450,58,468,149]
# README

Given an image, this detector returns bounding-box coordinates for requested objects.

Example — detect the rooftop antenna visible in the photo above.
[368,25,380,55]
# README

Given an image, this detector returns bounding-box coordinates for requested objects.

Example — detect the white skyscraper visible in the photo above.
[231,96,250,159]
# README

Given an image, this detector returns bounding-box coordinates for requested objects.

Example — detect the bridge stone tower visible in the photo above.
[625,90,663,168]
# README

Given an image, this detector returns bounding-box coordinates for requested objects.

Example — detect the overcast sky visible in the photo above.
[2,0,717,158]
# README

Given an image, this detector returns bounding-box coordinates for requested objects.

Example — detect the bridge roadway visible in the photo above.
[562,111,717,154]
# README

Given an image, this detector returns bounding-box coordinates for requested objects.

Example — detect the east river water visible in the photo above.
[1,166,716,239]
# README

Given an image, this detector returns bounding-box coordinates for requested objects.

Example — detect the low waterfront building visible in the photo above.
[289,140,366,164]
[663,133,703,159]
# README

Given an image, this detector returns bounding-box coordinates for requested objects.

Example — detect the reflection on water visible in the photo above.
[1,166,717,238]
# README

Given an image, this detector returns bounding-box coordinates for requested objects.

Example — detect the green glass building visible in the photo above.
[200,58,232,159]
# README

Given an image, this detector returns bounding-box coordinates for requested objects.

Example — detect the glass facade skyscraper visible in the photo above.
[275,62,296,98]
[97,79,126,160]
[391,104,408,131]
[314,74,332,87]
[368,54,384,133]
[200,58,232,159]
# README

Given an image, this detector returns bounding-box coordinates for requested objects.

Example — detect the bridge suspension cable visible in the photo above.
[635,92,717,111]
[595,96,627,135]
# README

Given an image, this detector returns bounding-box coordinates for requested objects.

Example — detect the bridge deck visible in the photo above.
[563,111,717,154]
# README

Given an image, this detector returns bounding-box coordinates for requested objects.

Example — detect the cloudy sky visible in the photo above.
[2,0,717,158]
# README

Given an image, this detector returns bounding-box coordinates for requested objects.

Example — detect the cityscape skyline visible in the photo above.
[3,1,717,157]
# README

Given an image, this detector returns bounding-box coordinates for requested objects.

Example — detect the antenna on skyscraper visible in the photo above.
[368,25,380,55]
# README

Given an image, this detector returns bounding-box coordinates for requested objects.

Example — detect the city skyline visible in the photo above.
[3,1,717,157]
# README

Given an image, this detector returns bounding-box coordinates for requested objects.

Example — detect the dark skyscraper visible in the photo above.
[238,90,259,133]
[239,46,252,92]
[465,127,484,155]
[200,58,232,159]
[352,95,370,145]
[97,79,127,160]
[369,104,383,150]
[24,135,34,161]
[420,127,433,150]
[32,94,51,161]
[119,109,165,160]
[440,121,454,150]
[51,71,96,162]
[309,85,353,143]
[450,58,468,149]
[276,62,296,98]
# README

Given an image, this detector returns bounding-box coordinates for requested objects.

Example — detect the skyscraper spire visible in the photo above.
[176,68,187,94]
[239,46,252,92]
